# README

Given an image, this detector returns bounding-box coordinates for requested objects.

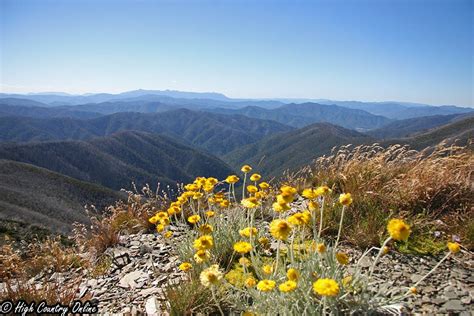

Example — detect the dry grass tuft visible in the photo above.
[294,143,474,250]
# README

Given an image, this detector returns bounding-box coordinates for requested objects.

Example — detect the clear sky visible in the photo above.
[1,0,472,106]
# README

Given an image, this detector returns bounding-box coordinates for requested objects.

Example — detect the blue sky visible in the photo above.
[1,0,472,106]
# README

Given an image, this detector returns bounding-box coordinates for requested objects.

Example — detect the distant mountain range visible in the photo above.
[0,98,102,119]
[0,90,284,108]
[0,109,292,155]
[208,103,392,131]
[311,100,472,119]
[1,89,471,120]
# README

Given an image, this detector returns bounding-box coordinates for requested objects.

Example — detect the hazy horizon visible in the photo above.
[1,0,473,106]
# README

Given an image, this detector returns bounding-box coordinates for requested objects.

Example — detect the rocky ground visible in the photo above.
[78,231,472,315]
[4,228,472,315]
[350,247,473,315]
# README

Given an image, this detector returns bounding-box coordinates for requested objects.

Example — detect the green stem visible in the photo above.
[334,205,346,249]
[232,183,237,203]
[368,237,392,278]
[404,252,451,296]
[274,239,281,277]
[318,197,325,238]
[290,231,295,264]
[242,174,247,200]
[211,287,224,316]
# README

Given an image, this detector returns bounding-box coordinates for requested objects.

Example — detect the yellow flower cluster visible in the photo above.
[234,241,253,254]
[169,169,462,314]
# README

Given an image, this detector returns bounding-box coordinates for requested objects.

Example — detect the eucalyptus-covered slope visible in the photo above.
[0,109,293,155]
[224,123,374,176]
[384,116,474,150]
[0,160,124,233]
[367,114,467,139]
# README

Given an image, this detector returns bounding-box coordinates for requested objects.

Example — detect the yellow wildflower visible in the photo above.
[193,192,204,200]
[244,277,257,288]
[241,165,252,173]
[262,264,273,275]
[187,214,201,224]
[194,250,210,263]
[156,211,169,221]
[314,185,331,196]
[164,231,173,239]
[336,252,349,265]
[178,262,192,272]
[241,197,260,208]
[247,185,258,194]
[203,184,214,192]
[287,268,299,281]
[234,241,253,254]
[193,235,214,250]
[160,217,170,226]
[239,227,258,238]
[313,278,340,297]
[185,183,199,191]
[205,210,215,218]
[302,188,318,199]
[272,202,290,213]
[269,219,292,241]
[167,206,180,216]
[387,218,411,241]
[220,200,230,208]
[255,191,265,200]
[316,243,326,253]
[259,182,270,190]
[156,224,165,233]
[257,279,275,292]
[225,175,239,184]
[148,216,158,224]
[308,200,319,211]
[279,280,297,292]
[277,192,294,204]
[288,212,310,226]
[250,173,261,182]
[206,177,218,185]
[447,242,460,254]
[339,193,353,206]
[200,264,223,287]
[280,185,297,195]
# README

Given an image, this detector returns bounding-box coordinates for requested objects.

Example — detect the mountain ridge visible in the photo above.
[0,109,293,155]
[0,131,235,190]
[208,102,392,130]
